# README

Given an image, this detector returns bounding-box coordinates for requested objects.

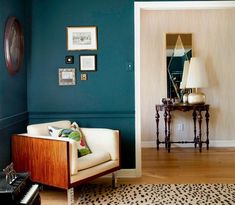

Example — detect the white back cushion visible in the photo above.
[27,120,71,135]
[81,128,119,160]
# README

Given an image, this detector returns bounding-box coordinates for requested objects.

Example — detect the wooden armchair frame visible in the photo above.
[12,134,120,204]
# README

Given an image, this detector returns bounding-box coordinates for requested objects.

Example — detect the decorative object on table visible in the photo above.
[67,26,97,51]
[79,55,97,71]
[166,33,192,100]
[4,16,24,75]
[161,98,180,105]
[186,57,208,104]
[180,60,190,103]
[2,162,17,184]
[58,68,76,86]
[162,98,173,105]
[65,55,74,64]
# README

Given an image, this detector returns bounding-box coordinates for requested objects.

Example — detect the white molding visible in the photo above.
[134,1,235,178]
[141,140,235,148]
[135,1,235,10]
[117,169,139,178]
[141,141,157,148]
[134,3,142,178]
[102,169,138,178]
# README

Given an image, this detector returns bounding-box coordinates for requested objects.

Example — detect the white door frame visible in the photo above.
[134,1,235,177]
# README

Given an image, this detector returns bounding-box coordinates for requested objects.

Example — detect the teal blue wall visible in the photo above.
[2,0,226,170]
[0,0,28,169]
[28,0,135,169]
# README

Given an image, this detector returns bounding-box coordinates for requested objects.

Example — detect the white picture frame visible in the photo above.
[58,68,76,86]
[67,26,97,51]
[80,55,97,71]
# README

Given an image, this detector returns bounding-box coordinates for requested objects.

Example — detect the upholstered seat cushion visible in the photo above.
[76,152,111,171]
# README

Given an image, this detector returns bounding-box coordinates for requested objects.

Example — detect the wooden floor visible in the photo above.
[41,147,235,204]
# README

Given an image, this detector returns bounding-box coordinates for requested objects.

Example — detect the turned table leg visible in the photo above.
[164,109,168,150]
[166,108,171,153]
[156,109,160,150]
[197,110,203,152]
[193,110,197,148]
[205,107,210,150]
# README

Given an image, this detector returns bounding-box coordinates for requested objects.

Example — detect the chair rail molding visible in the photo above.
[134,1,235,177]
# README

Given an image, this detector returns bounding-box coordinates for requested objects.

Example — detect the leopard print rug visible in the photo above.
[77,184,235,205]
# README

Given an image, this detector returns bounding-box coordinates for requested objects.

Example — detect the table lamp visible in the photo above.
[186,57,208,104]
[180,60,190,103]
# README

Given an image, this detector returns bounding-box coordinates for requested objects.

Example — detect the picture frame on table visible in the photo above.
[67,26,97,51]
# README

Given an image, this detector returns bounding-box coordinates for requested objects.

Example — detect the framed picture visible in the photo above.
[58,68,76,86]
[81,73,88,81]
[65,56,74,64]
[4,17,24,75]
[67,26,97,51]
[80,55,97,71]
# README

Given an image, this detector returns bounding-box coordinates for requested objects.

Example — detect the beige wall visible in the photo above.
[140,9,235,145]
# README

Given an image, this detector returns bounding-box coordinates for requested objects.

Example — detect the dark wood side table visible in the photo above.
[155,103,210,152]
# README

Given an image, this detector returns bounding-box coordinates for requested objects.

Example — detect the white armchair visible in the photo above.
[12,120,120,205]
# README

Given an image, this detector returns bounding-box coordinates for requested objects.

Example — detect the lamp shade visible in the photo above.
[186,57,208,88]
[180,60,189,89]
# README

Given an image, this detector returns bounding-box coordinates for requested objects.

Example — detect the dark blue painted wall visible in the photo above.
[0,0,28,169]
[28,0,135,169]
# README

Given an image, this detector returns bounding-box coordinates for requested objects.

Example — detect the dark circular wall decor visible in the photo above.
[4,16,24,75]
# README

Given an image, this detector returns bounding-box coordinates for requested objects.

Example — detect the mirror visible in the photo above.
[166,33,192,100]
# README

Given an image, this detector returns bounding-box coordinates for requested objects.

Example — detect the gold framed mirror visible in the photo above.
[166,33,192,100]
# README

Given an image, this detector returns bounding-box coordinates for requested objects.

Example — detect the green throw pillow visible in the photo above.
[48,126,91,157]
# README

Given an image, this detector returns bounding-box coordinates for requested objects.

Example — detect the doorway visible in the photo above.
[134,1,235,177]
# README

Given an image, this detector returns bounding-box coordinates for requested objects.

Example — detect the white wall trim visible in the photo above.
[135,1,235,10]
[141,141,235,148]
[117,169,139,178]
[134,1,235,178]
[134,2,142,178]
[102,169,138,178]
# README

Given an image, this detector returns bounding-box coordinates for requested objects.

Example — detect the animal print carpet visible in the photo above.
[77,183,235,205]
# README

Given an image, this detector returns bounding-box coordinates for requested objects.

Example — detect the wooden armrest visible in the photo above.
[12,134,70,189]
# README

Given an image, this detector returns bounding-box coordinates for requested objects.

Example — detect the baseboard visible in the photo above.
[117,169,139,178]
[102,169,138,178]
[142,140,235,148]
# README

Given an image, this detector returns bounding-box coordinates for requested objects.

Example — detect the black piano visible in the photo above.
[0,172,41,205]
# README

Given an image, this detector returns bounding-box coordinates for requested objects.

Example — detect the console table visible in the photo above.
[155,103,210,152]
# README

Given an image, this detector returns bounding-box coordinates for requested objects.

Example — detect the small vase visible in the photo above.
[183,93,188,104]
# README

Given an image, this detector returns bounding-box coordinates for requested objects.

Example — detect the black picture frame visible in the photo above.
[79,55,97,72]
[65,56,74,64]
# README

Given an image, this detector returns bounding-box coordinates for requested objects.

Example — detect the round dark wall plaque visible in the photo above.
[4,16,24,75]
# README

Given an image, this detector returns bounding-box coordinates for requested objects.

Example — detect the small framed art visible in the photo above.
[81,73,88,81]
[58,68,76,86]
[65,56,74,64]
[67,26,97,51]
[79,55,97,71]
